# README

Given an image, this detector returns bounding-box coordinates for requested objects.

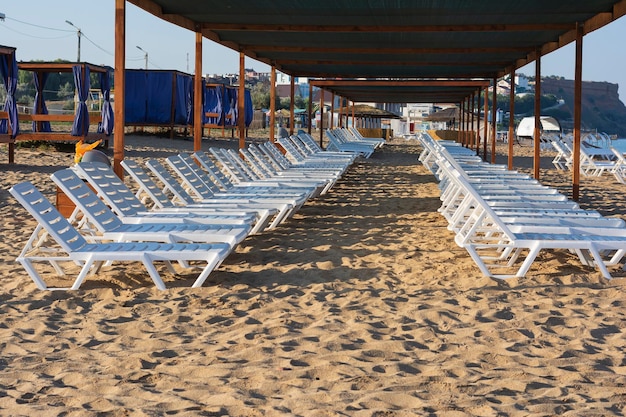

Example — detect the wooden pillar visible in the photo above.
[289,75,295,135]
[193,28,203,152]
[307,83,312,134]
[319,89,324,147]
[508,68,516,170]
[573,23,583,201]
[457,99,465,145]
[483,86,489,160]
[330,93,335,130]
[465,97,471,147]
[491,76,497,164]
[113,0,126,178]
[337,97,342,128]
[238,52,245,150]
[469,93,476,149]
[269,66,276,141]
[351,101,355,129]
[533,50,542,179]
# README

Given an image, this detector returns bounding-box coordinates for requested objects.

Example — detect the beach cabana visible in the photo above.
[125,69,193,137]
[15,61,113,148]
[0,45,19,163]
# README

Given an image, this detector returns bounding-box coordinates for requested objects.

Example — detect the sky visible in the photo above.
[2,1,626,103]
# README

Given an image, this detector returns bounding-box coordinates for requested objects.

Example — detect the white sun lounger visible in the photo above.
[9,182,233,291]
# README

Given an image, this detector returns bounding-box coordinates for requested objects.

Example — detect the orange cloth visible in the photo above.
[74,139,103,164]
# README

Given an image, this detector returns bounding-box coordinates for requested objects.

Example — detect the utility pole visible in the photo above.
[136,46,148,69]
[65,20,81,62]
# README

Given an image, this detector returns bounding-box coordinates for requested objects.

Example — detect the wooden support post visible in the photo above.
[193,29,203,151]
[469,93,476,149]
[491,76,497,164]
[534,50,542,180]
[307,83,312,134]
[113,0,126,178]
[508,68,516,170]
[483,86,489,160]
[238,52,245,150]
[330,93,335,130]
[352,101,356,127]
[289,76,295,136]
[573,23,583,201]
[270,66,276,141]
[319,89,324,147]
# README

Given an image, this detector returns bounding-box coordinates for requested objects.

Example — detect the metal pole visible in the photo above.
[66,20,81,62]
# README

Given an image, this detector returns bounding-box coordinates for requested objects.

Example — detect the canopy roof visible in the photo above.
[128,0,626,103]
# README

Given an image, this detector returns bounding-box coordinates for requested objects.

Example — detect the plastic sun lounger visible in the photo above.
[179,151,321,199]
[166,153,312,205]
[9,182,233,291]
[72,162,261,228]
[50,168,252,248]
[191,150,328,197]
[144,158,294,230]
[324,130,374,158]
[120,159,278,234]
[435,160,626,279]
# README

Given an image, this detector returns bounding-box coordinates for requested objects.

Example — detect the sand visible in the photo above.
[1,134,626,416]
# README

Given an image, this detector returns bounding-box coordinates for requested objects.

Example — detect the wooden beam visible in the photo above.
[245,45,532,54]
[201,22,573,33]
[311,79,490,88]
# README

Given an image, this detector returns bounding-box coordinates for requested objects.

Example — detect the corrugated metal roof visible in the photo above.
[127,0,626,103]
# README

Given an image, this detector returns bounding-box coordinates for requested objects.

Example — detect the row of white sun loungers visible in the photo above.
[547,135,626,183]
[417,132,626,280]
[324,128,385,158]
[9,133,361,291]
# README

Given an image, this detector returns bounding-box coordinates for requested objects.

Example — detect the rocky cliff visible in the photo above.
[540,77,626,137]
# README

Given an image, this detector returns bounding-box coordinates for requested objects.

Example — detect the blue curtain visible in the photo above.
[224,87,237,126]
[32,72,51,132]
[124,70,147,123]
[99,70,114,135]
[146,72,172,124]
[245,89,253,127]
[71,65,90,136]
[173,73,191,125]
[203,84,222,125]
[0,52,19,138]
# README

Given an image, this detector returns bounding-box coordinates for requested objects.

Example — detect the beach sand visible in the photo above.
[1,134,626,416]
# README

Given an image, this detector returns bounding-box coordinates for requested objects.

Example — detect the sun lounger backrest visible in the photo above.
[10,182,89,253]
[120,159,177,209]
[192,151,233,189]
[74,162,146,218]
[51,168,127,233]
[165,154,216,200]
[145,159,197,205]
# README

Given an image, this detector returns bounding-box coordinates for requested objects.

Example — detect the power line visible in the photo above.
[4,16,73,32]
[0,21,74,40]
[2,15,161,68]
